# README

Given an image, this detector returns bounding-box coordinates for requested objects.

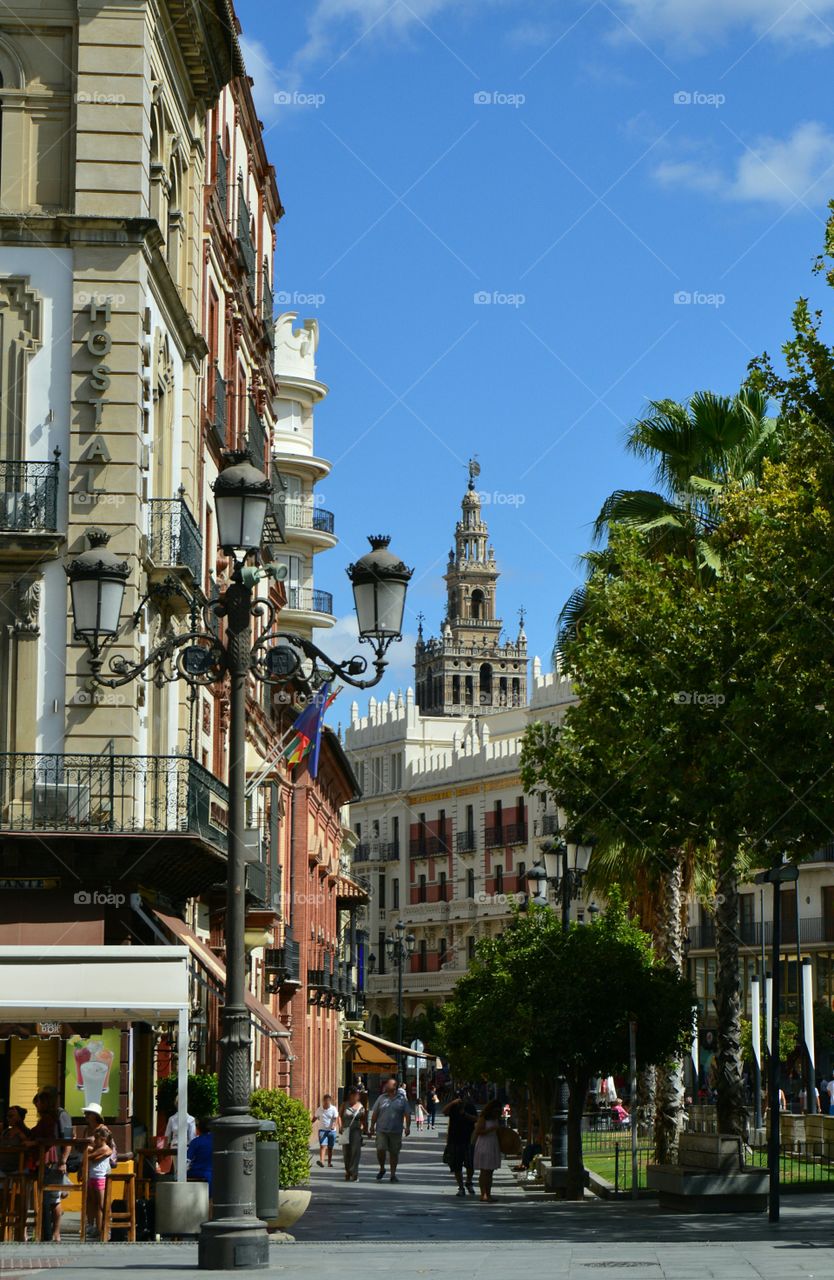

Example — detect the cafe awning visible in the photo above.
[344,1029,438,1070]
[152,909,291,1057]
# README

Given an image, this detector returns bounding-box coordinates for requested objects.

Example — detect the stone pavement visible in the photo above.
[1,1128,833,1277]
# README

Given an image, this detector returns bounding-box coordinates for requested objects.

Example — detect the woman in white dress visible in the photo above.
[472,1099,502,1201]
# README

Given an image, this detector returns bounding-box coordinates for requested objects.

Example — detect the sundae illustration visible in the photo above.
[70,1038,115,1107]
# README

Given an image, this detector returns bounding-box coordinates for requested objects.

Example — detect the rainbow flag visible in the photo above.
[283,684,339,778]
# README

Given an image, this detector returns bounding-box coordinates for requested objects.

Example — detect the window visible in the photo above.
[354,822,362,839]
[495,866,503,893]
[393,879,400,909]
[275,553,302,607]
[378,872,386,911]
[438,809,446,849]
[466,869,475,898]
[466,804,474,836]
[452,674,460,703]
[377,931,386,976]
[465,675,474,706]
[277,399,303,432]
[418,812,427,853]
[516,796,525,824]
[479,663,492,705]
[471,589,484,620]
[494,800,503,838]
[517,860,526,881]
[372,819,380,838]
[390,752,403,791]
[418,874,427,904]
[467,935,476,962]
[392,816,400,855]
[419,940,428,973]
[439,937,447,966]
[738,892,755,944]
[439,871,447,902]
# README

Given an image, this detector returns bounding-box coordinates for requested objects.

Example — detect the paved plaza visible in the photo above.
[1,1130,833,1278]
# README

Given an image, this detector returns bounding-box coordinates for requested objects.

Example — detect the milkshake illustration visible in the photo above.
[80,1059,108,1108]
[73,1043,91,1089]
[95,1047,114,1092]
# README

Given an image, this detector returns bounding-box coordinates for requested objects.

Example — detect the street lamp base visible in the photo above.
[197,1218,270,1270]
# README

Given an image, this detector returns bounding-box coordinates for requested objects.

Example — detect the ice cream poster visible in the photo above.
[64,1030,121,1118]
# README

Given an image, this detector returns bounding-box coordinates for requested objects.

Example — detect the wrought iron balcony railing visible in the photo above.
[147,493,202,584]
[282,503,336,535]
[485,823,528,848]
[236,180,257,293]
[246,398,267,468]
[456,831,476,853]
[215,138,228,213]
[353,840,399,863]
[262,279,275,350]
[0,459,59,533]
[688,915,834,952]
[262,463,286,548]
[541,813,560,836]
[284,587,334,615]
[0,753,228,851]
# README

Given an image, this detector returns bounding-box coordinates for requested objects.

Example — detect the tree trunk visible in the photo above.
[653,850,685,1163]
[715,847,746,1137]
[636,1065,656,1134]
[566,1069,588,1200]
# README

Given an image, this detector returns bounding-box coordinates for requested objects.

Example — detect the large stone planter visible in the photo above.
[155,1180,210,1236]
[266,1188,310,1231]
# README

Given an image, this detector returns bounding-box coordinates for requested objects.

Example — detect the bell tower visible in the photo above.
[414,460,527,715]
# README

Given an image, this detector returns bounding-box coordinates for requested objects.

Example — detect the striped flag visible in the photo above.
[283,684,340,778]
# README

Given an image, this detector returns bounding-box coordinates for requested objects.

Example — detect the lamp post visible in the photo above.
[755,858,799,1225]
[385,921,415,1077]
[65,454,412,1271]
[524,832,596,1184]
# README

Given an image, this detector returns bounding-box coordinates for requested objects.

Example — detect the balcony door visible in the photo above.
[275,553,302,608]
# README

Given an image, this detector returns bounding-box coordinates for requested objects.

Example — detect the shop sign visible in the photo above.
[0,877,60,890]
[36,1022,62,1037]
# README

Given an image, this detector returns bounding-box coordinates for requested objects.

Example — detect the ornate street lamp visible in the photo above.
[524,826,597,1192]
[65,451,412,1271]
[385,921,415,1076]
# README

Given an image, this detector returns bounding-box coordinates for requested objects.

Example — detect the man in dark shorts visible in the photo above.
[443,1088,477,1196]
[369,1077,411,1183]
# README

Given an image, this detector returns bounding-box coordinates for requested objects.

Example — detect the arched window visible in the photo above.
[471,589,484,620]
[479,663,492,705]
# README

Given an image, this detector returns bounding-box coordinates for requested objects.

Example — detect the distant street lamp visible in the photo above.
[385,921,415,1076]
[524,829,596,1186]
[66,453,412,1271]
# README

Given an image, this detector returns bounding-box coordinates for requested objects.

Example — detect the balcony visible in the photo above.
[353,840,399,864]
[246,398,267,468]
[262,279,275,350]
[0,753,228,894]
[147,493,202,587]
[687,916,834,952]
[283,504,336,539]
[541,814,560,836]
[262,463,287,550]
[214,138,228,215]
[208,364,227,449]
[264,940,301,991]
[0,458,61,565]
[485,823,528,848]
[284,586,334,616]
[426,835,451,856]
[456,831,476,853]
[236,180,256,294]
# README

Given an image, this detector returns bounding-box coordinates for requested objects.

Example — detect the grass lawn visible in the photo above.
[583,1146,648,1191]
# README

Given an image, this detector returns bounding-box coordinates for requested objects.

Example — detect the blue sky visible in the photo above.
[237,0,834,704]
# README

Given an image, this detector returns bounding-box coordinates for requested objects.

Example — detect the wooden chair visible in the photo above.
[0,1149,29,1243]
[102,1167,136,1242]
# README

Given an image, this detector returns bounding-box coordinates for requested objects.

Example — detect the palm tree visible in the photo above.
[566,385,780,1150]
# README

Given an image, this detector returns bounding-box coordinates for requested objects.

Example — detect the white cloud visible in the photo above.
[314,613,417,697]
[610,0,834,49]
[653,122,834,207]
[239,36,287,122]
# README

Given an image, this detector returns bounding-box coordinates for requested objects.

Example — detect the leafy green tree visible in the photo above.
[440,896,693,1199]
[740,1017,799,1068]
[157,1071,218,1121]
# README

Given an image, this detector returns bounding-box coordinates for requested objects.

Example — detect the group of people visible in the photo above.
[312,1080,508,1201]
[0,1088,115,1241]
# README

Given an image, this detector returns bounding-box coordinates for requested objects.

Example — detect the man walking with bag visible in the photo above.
[369,1077,410,1183]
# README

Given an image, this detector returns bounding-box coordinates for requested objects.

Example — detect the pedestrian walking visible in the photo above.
[443,1088,477,1196]
[369,1076,411,1183]
[427,1087,439,1130]
[339,1086,367,1181]
[314,1094,340,1168]
[472,1099,502,1202]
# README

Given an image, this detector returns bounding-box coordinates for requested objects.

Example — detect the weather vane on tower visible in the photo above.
[467,456,480,490]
